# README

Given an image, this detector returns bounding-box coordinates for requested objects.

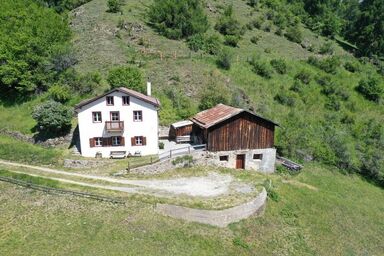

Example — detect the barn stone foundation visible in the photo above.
[203,148,276,173]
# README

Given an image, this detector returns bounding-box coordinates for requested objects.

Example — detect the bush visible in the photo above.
[319,41,334,55]
[224,35,240,47]
[187,34,206,52]
[216,49,232,70]
[107,66,144,93]
[250,34,261,44]
[247,0,258,8]
[48,84,71,103]
[248,56,273,78]
[344,61,360,73]
[274,92,295,106]
[318,56,341,74]
[32,101,73,136]
[158,141,164,149]
[107,0,122,13]
[199,82,230,110]
[262,22,272,32]
[270,59,287,74]
[263,179,280,202]
[285,25,303,43]
[148,0,208,39]
[215,5,243,37]
[356,76,383,102]
[294,70,312,84]
[251,17,264,29]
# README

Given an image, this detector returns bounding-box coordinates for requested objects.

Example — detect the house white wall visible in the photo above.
[77,91,159,158]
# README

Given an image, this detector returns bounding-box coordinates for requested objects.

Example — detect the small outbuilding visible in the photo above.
[169,120,193,143]
[190,104,278,172]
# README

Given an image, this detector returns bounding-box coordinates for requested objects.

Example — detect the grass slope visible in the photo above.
[0,164,383,255]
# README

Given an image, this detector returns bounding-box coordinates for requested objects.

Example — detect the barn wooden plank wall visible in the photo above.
[206,112,275,152]
[169,124,193,139]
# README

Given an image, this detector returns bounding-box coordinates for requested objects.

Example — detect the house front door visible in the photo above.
[236,154,245,169]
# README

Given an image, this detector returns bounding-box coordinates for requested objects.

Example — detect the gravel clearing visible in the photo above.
[0,160,252,197]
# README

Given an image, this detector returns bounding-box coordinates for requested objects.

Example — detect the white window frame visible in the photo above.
[133,111,142,122]
[112,136,121,146]
[135,136,143,146]
[95,137,103,147]
[92,112,102,123]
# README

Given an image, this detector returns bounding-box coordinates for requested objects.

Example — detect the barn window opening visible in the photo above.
[219,155,229,161]
[253,154,263,160]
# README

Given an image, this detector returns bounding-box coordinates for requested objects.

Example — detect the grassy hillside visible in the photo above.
[1,164,383,255]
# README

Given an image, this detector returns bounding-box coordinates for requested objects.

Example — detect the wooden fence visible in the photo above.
[158,144,206,161]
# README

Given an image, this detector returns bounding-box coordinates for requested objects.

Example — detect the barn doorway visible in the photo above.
[236,154,245,169]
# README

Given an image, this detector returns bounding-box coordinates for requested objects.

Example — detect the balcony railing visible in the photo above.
[105,121,124,132]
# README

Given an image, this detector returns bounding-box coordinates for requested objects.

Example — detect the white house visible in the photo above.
[75,84,160,158]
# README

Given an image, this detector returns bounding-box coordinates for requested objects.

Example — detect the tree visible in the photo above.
[0,0,71,96]
[346,0,384,57]
[32,101,73,136]
[107,66,144,93]
[148,0,208,39]
[199,81,230,110]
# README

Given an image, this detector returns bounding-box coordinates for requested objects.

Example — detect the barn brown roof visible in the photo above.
[75,87,160,111]
[191,103,278,129]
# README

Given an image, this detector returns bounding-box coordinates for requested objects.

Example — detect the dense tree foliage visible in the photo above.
[0,0,71,97]
[32,101,73,136]
[107,66,144,93]
[148,0,209,39]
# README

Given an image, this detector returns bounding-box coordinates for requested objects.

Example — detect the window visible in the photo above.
[112,136,121,146]
[219,155,229,161]
[95,138,103,147]
[92,112,102,122]
[110,111,120,121]
[253,154,263,160]
[132,136,146,146]
[122,96,130,105]
[135,136,143,146]
[106,96,114,105]
[133,111,142,122]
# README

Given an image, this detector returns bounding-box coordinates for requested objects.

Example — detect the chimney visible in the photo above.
[146,81,151,96]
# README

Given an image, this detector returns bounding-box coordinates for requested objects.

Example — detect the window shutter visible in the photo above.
[120,136,125,146]
[89,138,95,148]
[102,138,108,147]
[108,137,112,146]
[142,137,147,146]
[131,137,135,146]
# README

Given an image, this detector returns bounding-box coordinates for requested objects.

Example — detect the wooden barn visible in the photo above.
[169,120,193,143]
[190,104,278,172]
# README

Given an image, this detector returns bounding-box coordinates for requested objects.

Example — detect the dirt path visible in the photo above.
[0,160,239,197]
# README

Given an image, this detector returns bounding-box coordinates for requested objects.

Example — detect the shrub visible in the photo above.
[148,0,208,39]
[318,56,341,74]
[270,59,287,74]
[32,101,73,136]
[107,0,122,13]
[294,70,311,84]
[319,41,334,55]
[203,35,222,55]
[48,84,71,103]
[248,56,273,78]
[158,142,164,149]
[215,5,243,37]
[344,61,360,73]
[187,34,206,52]
[275,27,283,36]
[290,80,304,93]
[216,49,232,70]
[285,25,303,43]
[263,179,280,202]
[199,82,230,110]
[250,34,261,44]
[224,35,240,47]
[251,17,264,29]
[274,92,295,106]
[247,0,258,8]
[107,66,144,93]
[356,76,383,102]
[262,22,272,32]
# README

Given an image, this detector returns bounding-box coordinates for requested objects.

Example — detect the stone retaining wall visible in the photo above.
[155,188,267,227]
[63,159,108,169]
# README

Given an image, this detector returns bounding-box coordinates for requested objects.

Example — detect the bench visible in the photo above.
[128,151,141,157]
[110,151,126,159]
